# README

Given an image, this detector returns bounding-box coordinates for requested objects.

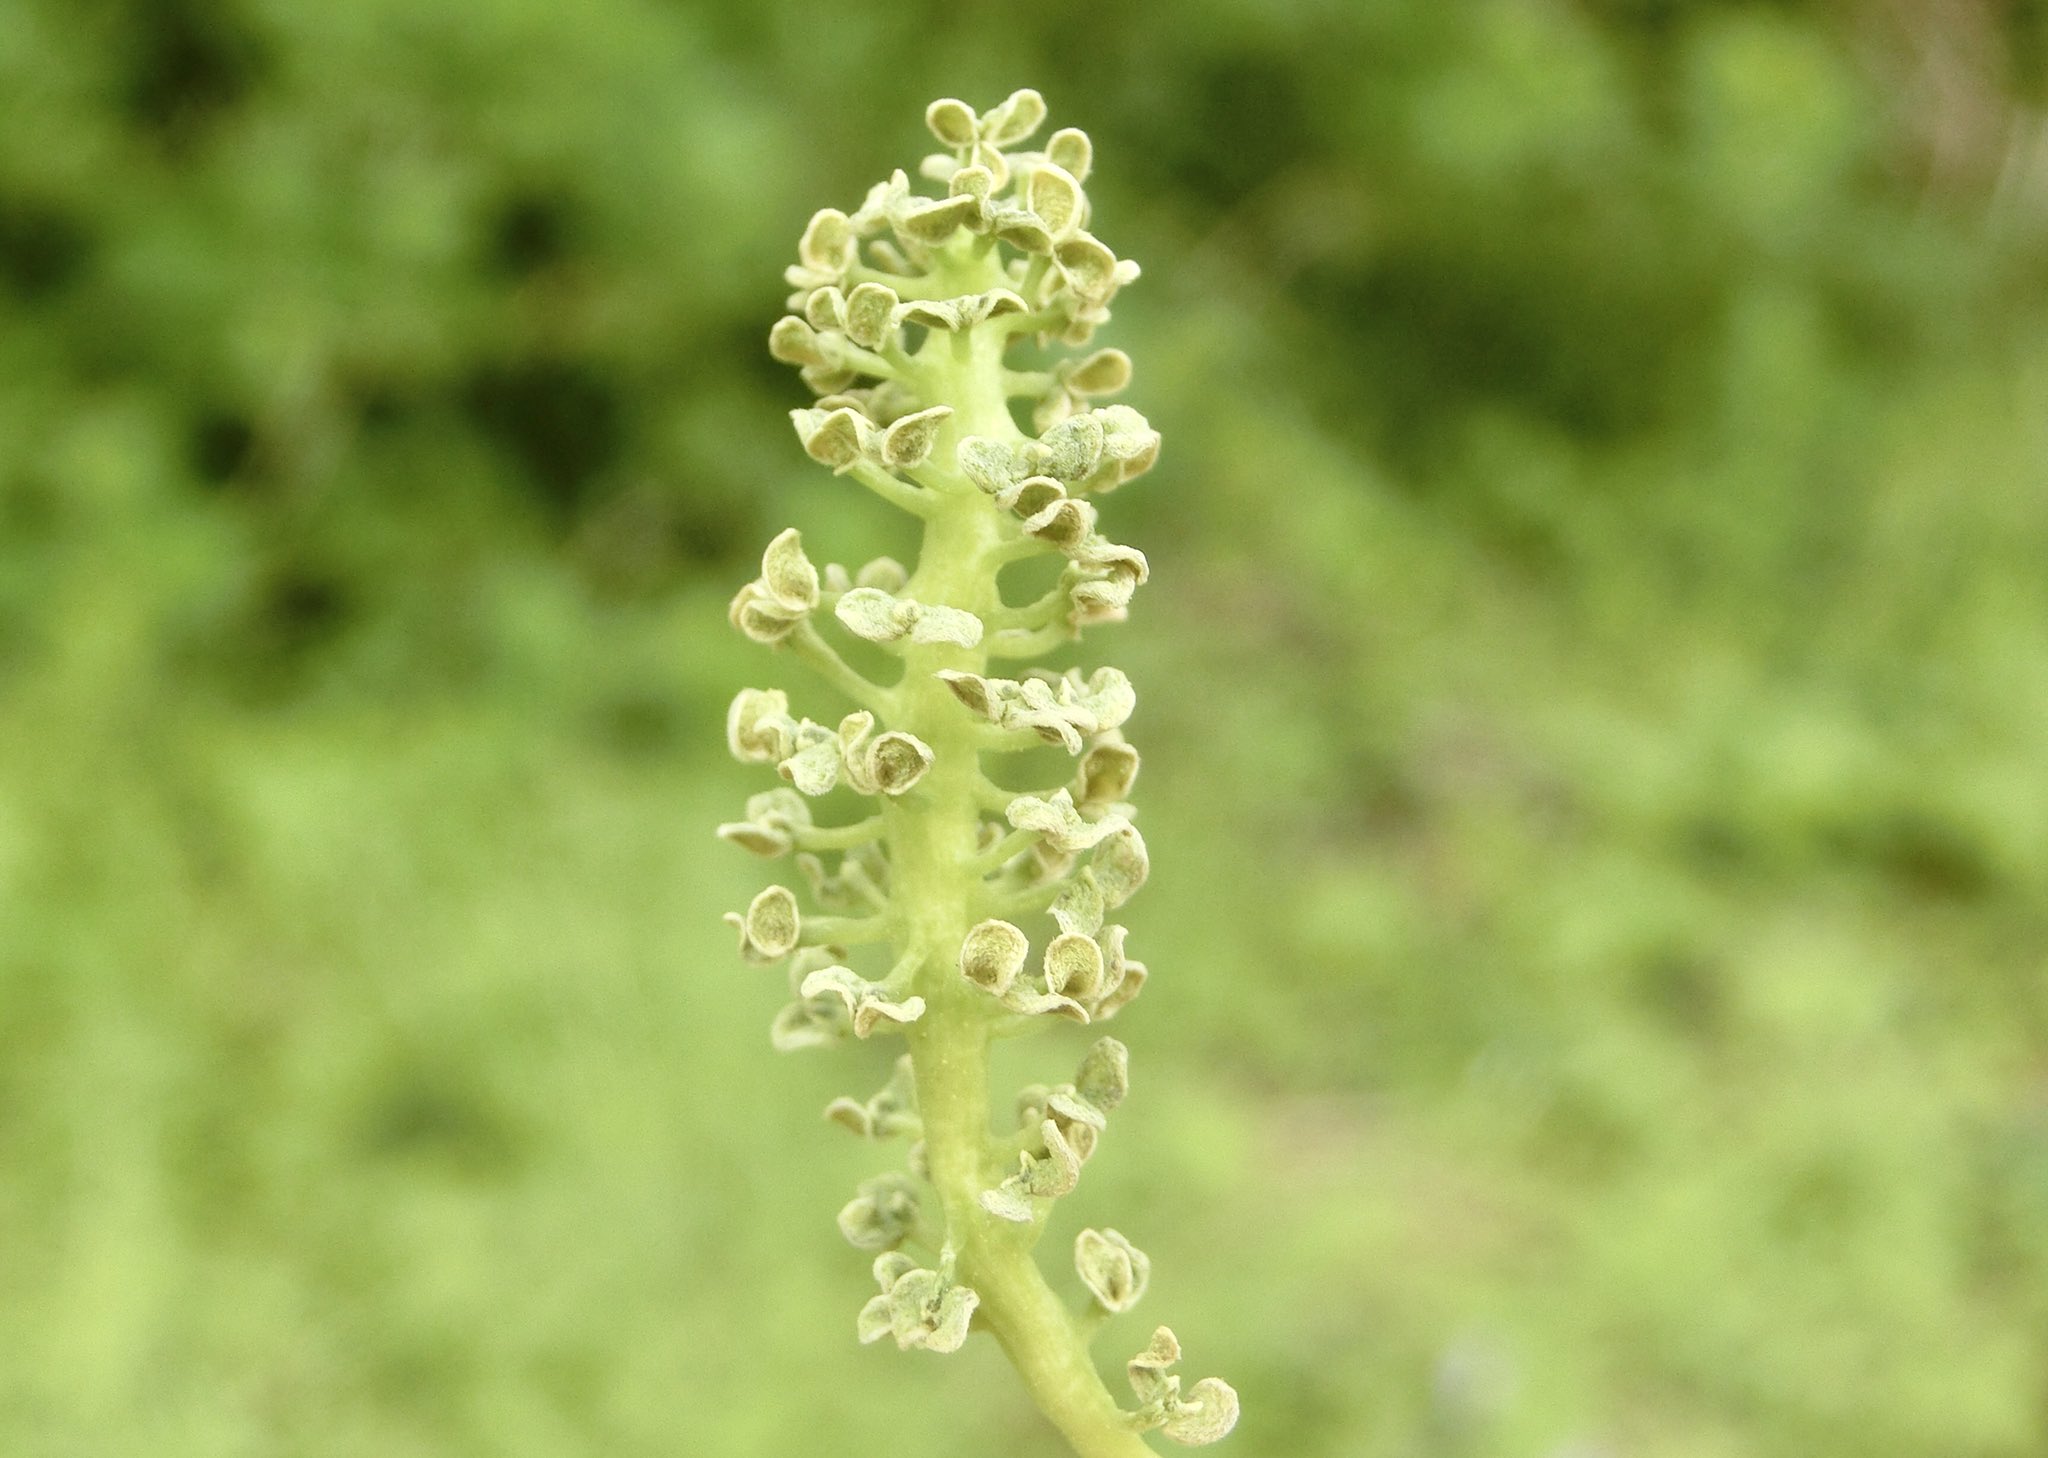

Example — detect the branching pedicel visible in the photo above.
[722,89,1238,1456]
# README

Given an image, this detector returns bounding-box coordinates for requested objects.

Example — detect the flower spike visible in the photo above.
[720,90,1236,1456]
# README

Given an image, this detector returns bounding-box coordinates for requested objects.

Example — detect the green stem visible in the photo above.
[846,460,940,518]
[802,914,891,946]
[794,816,886,851]
[968,824,1040,875]
[989,620,1077,660]
[873,311,1155,1458]
[787,620,898,712]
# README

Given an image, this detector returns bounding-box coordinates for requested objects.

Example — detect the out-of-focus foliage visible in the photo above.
[2,1,2045,1455]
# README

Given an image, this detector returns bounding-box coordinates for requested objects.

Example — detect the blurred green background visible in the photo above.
[4,1,2046,1454]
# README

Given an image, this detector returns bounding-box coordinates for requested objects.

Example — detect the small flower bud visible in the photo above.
[980,88,1047,147]
[1046,126,1092,181]
[897,298,964,331]
[727,687,796,763]
[837,1172,921,1252]
[1092,825,1151,908]
[925,97,978,147]
[1035,412,1106,482]
[716,787,813,857]
[800,966,927,1037]
[1075,736,1140,808]
[1075,1036,1130,1111]
[843,281,900,350]
[1074,1227,1150,1313]
[853,555,909,592]
[992,208,1056,255]
[957,436,1026,494]
[795,405,872,470]
[825,1054,919,1139]
[858,1257,980,1353]
[836,588,984,648]
[1023,496,1097,550]
[1063,347,1131,397]
[1043,932,1106,999]
[777,721,843,797]
[1027,163,1084,239]
[960,919,1029,996]
[769,315,829,367]
[1007,788,1130,853]
[949,163,996,201]
[798,208,857,275]
[879,404,953,468]
[725,883,800,964]
[1163,1380,1242,1446]
[759,527,820,614]
[1006,475,1066,517]
[839,711,935,797]
[1124,1327,1239,1444]
[803,285,847,332]
[1054,235,1118,301]
[898,194,980,243]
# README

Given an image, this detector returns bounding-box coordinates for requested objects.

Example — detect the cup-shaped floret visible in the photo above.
[1025,162,1086,241]
[1074,735,1140,811]
[778,720,844,797]
[728,528,821,644]
[791,405,873,472]
[925,97,978,147]
[858,1253,981,1354]
[823,555,911,596]
[717,787,814,857]
[838,712,936,797]
[897,289,1027,333]
[1022,496,1098,551]
[1066,541,1151,629]
[1127,1327,1241,1446]
[960,920,1090,1023]
[1093,926,1150,1020]
[1074,1228,1150,1314]
[1093,825,1151,908]
[1162,1380,1242,1446]
[836,589,983,649]
[837,1172,921,1252]
[1007,787,1131,854]
[728,688,797,764]
[979,1117,1083,1224]
[1079,405,1162,492]
[921,88,1047,189]
[1034,345,1135,430]
[1044,881,1150,1019]
[800,965,927,1038]
[960,919,1030,997]
[1046,126,1092,181]
[725,884,801,964]
[825,1054,919,1139]
[1075,1036,1130,1112]
[769,947,855,1052]
[795,842,890,913]
[1027,1035,1127,1152]
[840,281,899,350]
[1053,234,1120,304]
[1043,932,1106,1001]
[784,207,858,293]
[935,667,1134,754]
[878,404,952,468]
[957,436,1026,496]
[1065,347,1132,397]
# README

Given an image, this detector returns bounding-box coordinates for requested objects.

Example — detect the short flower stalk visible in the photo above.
[720,90,1238,1456]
